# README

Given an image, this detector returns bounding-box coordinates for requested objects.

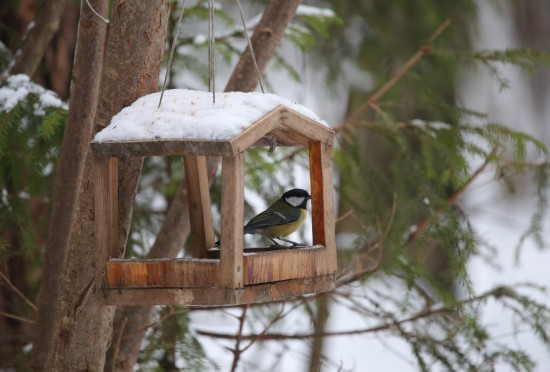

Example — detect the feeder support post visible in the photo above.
[184,155,215,258]
[219,153,245,288]
[94,156,119,296]
[309,141,337,273]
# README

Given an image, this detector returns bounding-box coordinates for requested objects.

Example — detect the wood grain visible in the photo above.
[106,258,219,288]
[94,156,119,290]
[309,141,337,274]
[104,245,333,288]
[184,155,215,258]
[91,139,235,157]
[278,106,335,145]
[243,245,331,284]
[91,106,335,157]
[102,275,335,306]
[219,154,245,288]
[231,107,280,151]
[92,105,338,304]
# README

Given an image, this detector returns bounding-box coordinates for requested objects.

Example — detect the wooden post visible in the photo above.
[309,141,337,272]
[309,142,325,245]
[184,155,215,258]
[219,153,244,288]
[94,156,119,293]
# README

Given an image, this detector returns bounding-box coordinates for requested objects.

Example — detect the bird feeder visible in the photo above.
[91,90,336,306]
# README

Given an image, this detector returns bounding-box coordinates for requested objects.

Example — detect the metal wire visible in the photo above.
[236,0,265,93]
[208,0,216,103]
[158,0,187,108]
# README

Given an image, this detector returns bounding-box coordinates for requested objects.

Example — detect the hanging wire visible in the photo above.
[158,0,187,108]
[85,0,109,24]
[208,0,216,103]
[236,0,265,93]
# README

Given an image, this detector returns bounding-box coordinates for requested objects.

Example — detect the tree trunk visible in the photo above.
[31,1,171,370]
[9,0,70,77]
[105,0,302,369]
[31,0,109,369]
[43,1,79,99]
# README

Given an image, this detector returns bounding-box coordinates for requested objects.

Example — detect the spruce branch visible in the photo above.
[405,147,497,244]
[336,19,452,133]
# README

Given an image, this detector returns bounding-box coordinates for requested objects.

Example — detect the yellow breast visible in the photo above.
[265,209,307,237]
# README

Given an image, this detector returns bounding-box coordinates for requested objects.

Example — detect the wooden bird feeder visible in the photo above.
[91,91,337,306]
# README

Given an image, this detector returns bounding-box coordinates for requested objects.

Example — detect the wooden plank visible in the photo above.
[104,245,331,289]
[277,106,335,146]
[219,154,244,288]
[309,142,326,246]
[90,106,334,158]
[319,140,337,274]
[309,141,337,274]
[239,105,335,149]
[184,155,215,258]
[101,275,335,306]
[106,259,219,288]
[94,156,119,290]
[243,245,333,284]
[207,245,317,258]
[230,107,280,153]
[91,139,234,157]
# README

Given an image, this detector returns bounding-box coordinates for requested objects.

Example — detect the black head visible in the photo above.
[282,188,311,209]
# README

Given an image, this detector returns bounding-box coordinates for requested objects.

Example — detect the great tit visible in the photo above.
[244,188,311,246]
[215,188,311,247]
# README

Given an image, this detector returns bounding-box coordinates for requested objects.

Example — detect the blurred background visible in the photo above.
[1,0,549,370]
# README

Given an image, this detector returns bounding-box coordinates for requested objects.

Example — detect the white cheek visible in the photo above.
[285,196,304,207]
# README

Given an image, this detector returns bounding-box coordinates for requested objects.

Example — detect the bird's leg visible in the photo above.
[276,237,306,247]
[261,235,283,247]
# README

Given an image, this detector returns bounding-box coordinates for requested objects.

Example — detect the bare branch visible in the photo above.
[336,19,452,133]
[0,270,37,312]
[0,311,35,324]
[195,287,505,342]
[230,306,248,372]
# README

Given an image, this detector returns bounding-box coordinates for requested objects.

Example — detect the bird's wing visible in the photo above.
[243,206,301,231]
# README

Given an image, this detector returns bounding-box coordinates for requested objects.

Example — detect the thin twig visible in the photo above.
[0,270,37,311]
[120,307,189,340]
[0,311,35,324]
[335,209,354,224]
[336,19,452,133]
[111,316,128,372]
[239,301,303,354]
[337,193,397,285]
[195,286,505,342]
[230,305,248,372]
[406,147,497,244]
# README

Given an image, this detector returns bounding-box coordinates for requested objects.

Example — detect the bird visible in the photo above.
[215,188,312,247]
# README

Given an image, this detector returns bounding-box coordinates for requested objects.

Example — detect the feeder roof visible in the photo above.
[93,89,328,143]
[91,89,333,157]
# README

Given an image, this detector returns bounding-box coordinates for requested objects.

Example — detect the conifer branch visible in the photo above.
[336,19,451,132]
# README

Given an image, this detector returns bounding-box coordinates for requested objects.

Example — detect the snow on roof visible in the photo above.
[93,89,328,143]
